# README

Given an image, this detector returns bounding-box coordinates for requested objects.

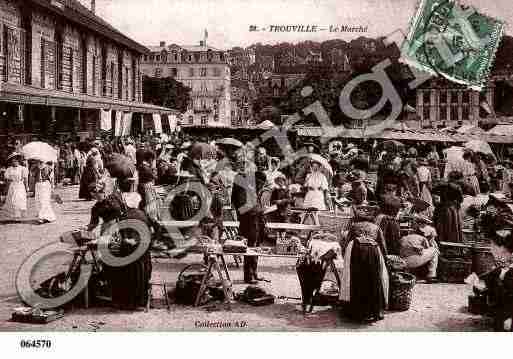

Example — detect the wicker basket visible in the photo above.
[389,272,416,311]
[438,257,472,283]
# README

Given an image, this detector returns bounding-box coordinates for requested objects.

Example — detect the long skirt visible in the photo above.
[35,181,56,222]
[303,190,326,210]
[340,240,389,321]
[4,181,27,218]
[435,204,463,243]
[105,250,152,310]
[378,216,401,256]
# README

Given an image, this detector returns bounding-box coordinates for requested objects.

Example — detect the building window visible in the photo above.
[200,68,207,77]
[154,68,162,77]
[462,106,470,122]
[462,91,470,104]
[450,106,459,122]
[170,67,177,77]
[188,68,194,77]
[213,67,221,77]
[156,55,160,61]
[439,91,447,104]
[188,115,193,124]
[439,106,447,122]
[144,55,148,61]
[423,107,430,124]
[173,52,178,61]
[451,91,459,104]
[423,91,431,105]
[213,114,219,122]
[201,115,208,125]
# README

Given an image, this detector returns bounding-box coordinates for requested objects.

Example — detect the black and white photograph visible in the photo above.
[1,0,513,351]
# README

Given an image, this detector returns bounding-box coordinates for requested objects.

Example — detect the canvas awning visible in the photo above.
[0,82,178,115]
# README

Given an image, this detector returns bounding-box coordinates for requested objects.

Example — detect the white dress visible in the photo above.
[303,172,329,210]
[35,167,56,222]
[3,166,28,218]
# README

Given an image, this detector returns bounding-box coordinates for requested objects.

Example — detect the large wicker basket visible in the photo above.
[389,272,416,311]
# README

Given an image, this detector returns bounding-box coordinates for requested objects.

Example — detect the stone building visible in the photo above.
[0,0,175,143]
[255,73,306,99]
[230,79,256,127]
[140,40,231,127]
[416,77,490,128]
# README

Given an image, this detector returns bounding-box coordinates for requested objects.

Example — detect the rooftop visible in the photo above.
[147,44,224,53]
[31,0,148,53]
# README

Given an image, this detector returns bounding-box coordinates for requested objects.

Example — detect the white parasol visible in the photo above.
[21,141,58,162]
[298,153,333,176]
[464,140,495,157]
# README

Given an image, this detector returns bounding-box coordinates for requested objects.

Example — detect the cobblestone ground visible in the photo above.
[0,185,495,331]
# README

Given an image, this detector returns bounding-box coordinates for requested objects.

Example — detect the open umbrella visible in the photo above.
[216,138,244,148]
[21,141,58,162]
[257,120,275,130]
[297,153,333,176]
[464,140,495,157]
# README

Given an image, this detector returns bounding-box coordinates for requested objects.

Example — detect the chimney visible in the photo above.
[91,0,96,14]
[160,41,166,47]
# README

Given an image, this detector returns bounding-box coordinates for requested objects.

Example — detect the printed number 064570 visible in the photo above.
[20,340,52,349]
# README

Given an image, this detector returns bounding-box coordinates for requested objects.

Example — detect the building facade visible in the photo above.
[0,0,174,143]
[140,40,231,127]
[230,79,256,127]
[416,78,490,128]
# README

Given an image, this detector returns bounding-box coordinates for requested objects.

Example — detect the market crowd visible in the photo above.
[2,132,513,327]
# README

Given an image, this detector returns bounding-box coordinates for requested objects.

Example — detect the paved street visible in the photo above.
[0,186,494,331]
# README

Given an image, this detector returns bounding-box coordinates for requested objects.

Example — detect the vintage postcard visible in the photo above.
[1,2,513,353]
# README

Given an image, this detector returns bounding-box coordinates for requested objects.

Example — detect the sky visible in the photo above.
[86,0,513,49]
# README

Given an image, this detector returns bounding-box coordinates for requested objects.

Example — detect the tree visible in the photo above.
[142,76,192,113]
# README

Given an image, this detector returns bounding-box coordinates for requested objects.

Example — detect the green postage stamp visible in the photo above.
[401,0,505,90]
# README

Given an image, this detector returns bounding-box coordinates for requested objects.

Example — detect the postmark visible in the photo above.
[401,0,505,90]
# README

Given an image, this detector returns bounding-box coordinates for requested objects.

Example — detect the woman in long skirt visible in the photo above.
[35,161,56,224]
[3,153,28,219]
[433,181,464,243]
[88,177,152,310]
[340,211,389,323]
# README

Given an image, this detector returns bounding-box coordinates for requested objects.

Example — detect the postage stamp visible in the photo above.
[401,0,505,90]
